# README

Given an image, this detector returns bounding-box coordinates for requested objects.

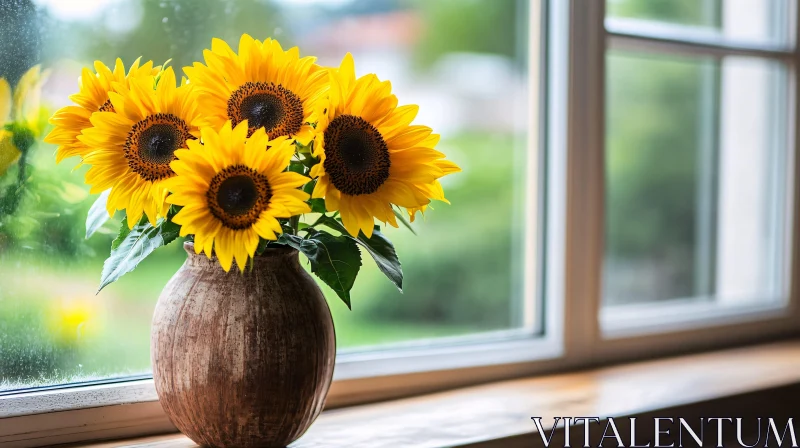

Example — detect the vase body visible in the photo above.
[151,242,335,448]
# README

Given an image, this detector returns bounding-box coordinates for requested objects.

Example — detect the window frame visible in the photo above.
[583,0,800,364]
[3,1,800,446]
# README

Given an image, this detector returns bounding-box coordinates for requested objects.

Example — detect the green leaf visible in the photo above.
[393,207,417,235]
[320,217,402,291]
[279,230,361,309]
[295,139,315,156]
[356,227,402,291]
[277,233,306,251]
[110,216,132,251]
[289,161,306,174]
[86,191,111,239]
[302,179,316,195]
[309,198,327,214]
[280,219,294,235]
[306,231,361,309]
[99,217,181,293]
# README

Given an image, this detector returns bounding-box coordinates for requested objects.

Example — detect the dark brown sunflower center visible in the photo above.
[124,113,194,182]
[227,81,303,138]
[99,99,115,112]
[323,114,390,196]
[207,165,272,230]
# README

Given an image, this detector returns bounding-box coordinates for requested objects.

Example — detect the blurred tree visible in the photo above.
[603,0,723,303]
[363,234,514,328]
[69,0,281,72]
[606,55,704,258]
[413,0,523,67]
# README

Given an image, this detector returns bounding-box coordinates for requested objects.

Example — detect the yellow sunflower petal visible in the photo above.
[311,54,457,237]
[215,228,235,272]
[0,78,11,125]
[0,130,21,176]
[50,59,158,163]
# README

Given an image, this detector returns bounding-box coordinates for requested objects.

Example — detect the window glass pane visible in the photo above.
[0,0,533,391]
[607,0,723,27]
[603,50,790,307]
[606,0,792,46]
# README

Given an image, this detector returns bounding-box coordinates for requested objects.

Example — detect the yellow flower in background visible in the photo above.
[0,75,9,124]
[184,34,328,144]
[46,58,160,164]
[0,134,19,176]
[0,65,51,175]
[13,64,51,136]
[0,77,18,176]
[79,67,201,227]
[310,53,460,238]
[47,296,103,345]
[165,121,311,272]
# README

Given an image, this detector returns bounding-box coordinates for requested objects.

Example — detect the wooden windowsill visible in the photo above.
[76,340,800,448]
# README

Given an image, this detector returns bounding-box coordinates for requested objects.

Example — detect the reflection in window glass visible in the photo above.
[604,50,789,306]
[0,0,531,390]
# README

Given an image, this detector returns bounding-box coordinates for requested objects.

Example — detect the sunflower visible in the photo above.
[78,67,200,227]
[310,53,460,238]
[165,121,311,272]
[46,58,160,164]
[184,34,328,144]
[0,65,51,175]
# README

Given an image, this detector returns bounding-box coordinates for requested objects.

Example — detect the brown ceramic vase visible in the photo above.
[151,242,336,448]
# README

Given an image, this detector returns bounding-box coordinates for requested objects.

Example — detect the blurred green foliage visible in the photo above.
[605,52,707,301]
[607,0,721,27]
[0,147,109,257]
[69,0,281,72]
[603,1,724,303]
[413,0,524,67]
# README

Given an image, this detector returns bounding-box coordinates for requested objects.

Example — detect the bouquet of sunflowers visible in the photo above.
[46,35,459,308]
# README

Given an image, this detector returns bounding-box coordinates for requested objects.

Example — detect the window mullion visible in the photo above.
[562,0,606,364]
[606,17,795,61]
[788,0,800,327]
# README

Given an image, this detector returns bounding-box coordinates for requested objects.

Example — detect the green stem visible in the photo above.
[16,150,27,189]
[1,149,28,218]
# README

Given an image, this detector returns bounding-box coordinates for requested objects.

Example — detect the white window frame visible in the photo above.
[580,0,800,365]
[3,1,800,446]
